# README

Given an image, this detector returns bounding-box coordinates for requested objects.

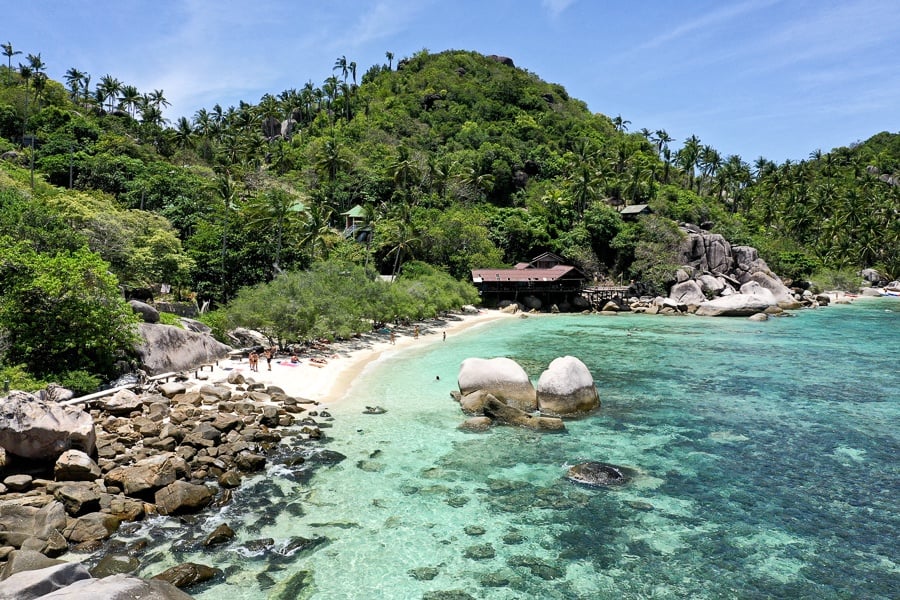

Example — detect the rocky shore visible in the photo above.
[0,370,330,598]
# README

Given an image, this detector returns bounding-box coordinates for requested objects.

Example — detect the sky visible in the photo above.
[5,0,899,163]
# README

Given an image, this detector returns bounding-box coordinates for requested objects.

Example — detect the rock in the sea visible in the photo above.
[0,501,67,550]
[482,395,564,431]
[152,562,221,589]
[458,357,536,411]
[535,356,600,416]
[566,462,634,487]
[0,392,96,460]
[104,453,182,496]
[459,417,493,432]
[62,512,121,543]
[154,480,213,515]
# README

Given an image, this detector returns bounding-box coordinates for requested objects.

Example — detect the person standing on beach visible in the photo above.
[442,331,446,341]
[390,331,396,345]
[248,351,259,372]
[414,325,420,339]
[265,347,275,371]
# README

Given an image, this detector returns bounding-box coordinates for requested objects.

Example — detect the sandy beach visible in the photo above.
[188,309,514,406]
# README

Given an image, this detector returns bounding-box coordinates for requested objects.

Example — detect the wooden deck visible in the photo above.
[581,285,630,308]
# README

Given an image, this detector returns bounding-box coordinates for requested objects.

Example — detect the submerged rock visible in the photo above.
[565,462,634,487]
[458,357,536,411]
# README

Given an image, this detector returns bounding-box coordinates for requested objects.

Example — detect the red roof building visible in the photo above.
[471,253,586,305]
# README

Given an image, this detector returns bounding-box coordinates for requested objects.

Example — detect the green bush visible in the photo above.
[809,268,861,293]
[58,370,102,395]
[0,364,47,393]
[158,312,183,327]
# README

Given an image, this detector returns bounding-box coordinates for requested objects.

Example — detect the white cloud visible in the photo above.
[541,0,577,18]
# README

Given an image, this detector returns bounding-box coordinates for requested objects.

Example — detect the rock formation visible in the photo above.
[536,356,600,416]
[0,392,96,460]
[458,357,536,411]
[133,323,232,375]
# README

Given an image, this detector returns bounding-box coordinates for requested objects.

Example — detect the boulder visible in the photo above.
[536,356,600,416]
[98,389,143,416]
[566,462,635,487]
[0,501,67,549]
[698,274,727,295]
[458,390,491,415]
[104,453,181,496]
[154,481,213,515]
[133,323,231,375]
[128,300,159,324]
[52,483,102,516]
[0,549,65,579]
[748,313,769,322]
[152,562,220,589]
[62,512,120,543]
[34,573,194,599]
[695,282,777,317]
[668,280,706,306]
[458,357,536,411]
[226,327,269,349]
[482,395,565,431]
[679,231,733,274]
[521,295,542,310]
[459,417,493,432]
[54,450,102,482]
[0,392,96,460]
[747,271,801,309]
[0,561,92,599]
[157,382,186,399]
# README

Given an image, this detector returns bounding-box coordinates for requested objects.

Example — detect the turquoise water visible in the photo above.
[152,301,897,598]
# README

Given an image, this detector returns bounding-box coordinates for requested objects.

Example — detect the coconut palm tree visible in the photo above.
[385,51,394,70]
[97,74,121,112]
[118,84,141,117]
[612,114,630,132]
[333,55,348,82]
[18,63,32,138]
[2,42,22,85]
[64,67,87,102]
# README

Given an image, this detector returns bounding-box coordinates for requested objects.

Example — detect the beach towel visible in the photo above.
[278,360,301,367]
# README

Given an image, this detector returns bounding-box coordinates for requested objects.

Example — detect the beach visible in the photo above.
[188,309,514,406]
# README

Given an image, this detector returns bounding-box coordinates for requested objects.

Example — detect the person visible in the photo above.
[442,331,446,341]
[389,331,396,345]
[414,325,419,339]
[290,353,300,363]
[248,351,259,372]
[265,347,275,371]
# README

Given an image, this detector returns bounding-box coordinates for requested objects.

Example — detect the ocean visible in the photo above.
[146,300,898,599]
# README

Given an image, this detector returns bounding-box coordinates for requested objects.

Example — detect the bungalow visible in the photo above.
[471,252,586,307]
[619,204,652,219]
[341,205,372,243]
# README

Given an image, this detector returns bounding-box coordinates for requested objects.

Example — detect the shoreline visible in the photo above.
[187,309,515,406]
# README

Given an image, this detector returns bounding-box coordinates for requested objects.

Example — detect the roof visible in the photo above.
[472,265,584,283]
[620,204,651,215]
[341,205,367,218]
[288,201,308,212]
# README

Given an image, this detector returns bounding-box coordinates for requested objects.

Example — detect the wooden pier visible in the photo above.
[581,285,630,309]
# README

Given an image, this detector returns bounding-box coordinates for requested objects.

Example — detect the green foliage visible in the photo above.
[808,268,862,293]
[57,369,101,395]
[0,241,141,379]
[771,251,820,281]
[0,363,47,393]
[157,312,183,327]
[622,216,685,293]
[226,259,478,343]
[197,309,232,344]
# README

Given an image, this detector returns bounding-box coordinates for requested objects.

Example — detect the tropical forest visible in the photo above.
[1,46,898,390]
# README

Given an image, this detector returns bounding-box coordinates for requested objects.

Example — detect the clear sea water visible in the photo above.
[140,300,898,599]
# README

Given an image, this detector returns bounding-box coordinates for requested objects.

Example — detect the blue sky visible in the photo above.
[5,0,898,163]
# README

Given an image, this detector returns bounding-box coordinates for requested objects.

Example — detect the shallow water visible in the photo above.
[142,301,898,599]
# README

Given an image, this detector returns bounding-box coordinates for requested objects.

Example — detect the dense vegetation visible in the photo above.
[0,45,897,386]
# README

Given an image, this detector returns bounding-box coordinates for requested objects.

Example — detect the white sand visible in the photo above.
[190,310,514,405]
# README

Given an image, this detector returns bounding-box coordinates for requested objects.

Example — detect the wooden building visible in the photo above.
[471,252,586,307]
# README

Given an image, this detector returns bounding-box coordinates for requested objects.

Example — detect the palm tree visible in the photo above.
[118,84,141,117]
[299,203,338,262]
[172,116,195,151]
[245,187,306,272]
[385,51,394,70]
[612,114,630,132]
[18,63,32,138]
[64,67,87,102]
[2,42,22,85]
[333,55,348,82]
[677,135,702,192]
[148,89,170,110]
[98,74,121,112]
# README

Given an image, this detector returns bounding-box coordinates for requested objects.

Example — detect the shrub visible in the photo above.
[58,370,102,395]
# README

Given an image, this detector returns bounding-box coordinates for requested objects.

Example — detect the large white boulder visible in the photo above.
[458,357,536,411]
[695,282,776,317]
[747,271,802,309]
[669,280,706,306]
[536,356,600,416]
[134,323,232,375]
[0,392,96,460]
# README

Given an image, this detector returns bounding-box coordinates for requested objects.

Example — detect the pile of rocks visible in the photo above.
[453,356,600,431]
[0,371,325,597]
